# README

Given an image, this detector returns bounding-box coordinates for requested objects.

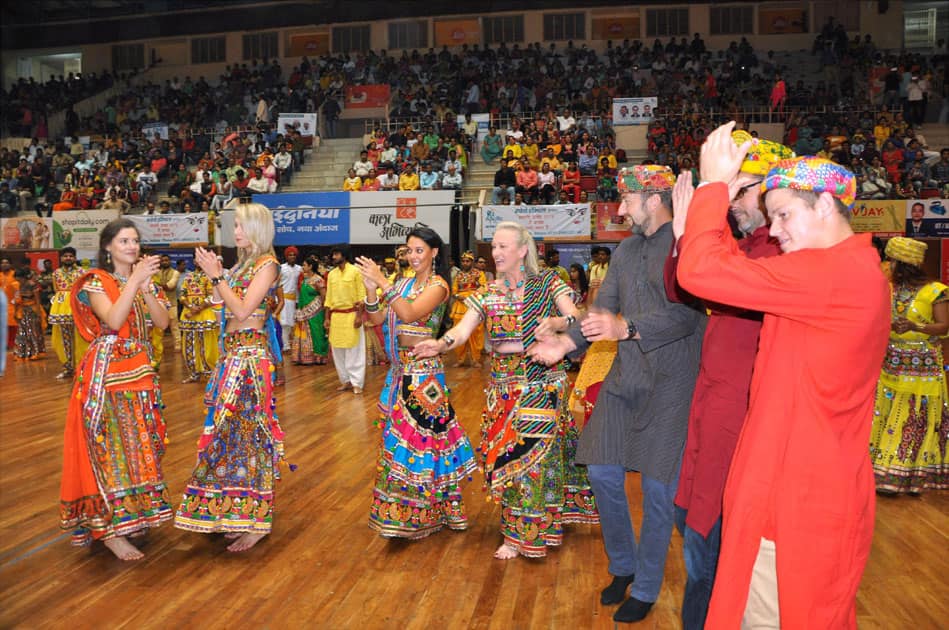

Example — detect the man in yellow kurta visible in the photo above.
[49,247,87,379]
[178,265,219,383]
[325,246,366,394]
[450,251,486,367]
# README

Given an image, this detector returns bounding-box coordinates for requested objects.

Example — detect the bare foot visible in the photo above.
[336,382,352,392]
[227,532,266,552]
[103,536,144,561]
[493,543,518,560]
[224,532,242,540]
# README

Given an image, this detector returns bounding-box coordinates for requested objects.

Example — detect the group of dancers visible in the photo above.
[49,120,948,628]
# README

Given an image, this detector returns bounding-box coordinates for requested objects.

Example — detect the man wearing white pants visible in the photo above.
[325,246,366,394]
[278,246,302,348]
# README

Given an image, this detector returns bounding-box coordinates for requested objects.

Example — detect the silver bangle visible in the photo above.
[564,314,576,329]
[441,334,455,352]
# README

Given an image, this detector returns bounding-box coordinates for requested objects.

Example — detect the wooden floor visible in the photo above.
[0,335,947,630]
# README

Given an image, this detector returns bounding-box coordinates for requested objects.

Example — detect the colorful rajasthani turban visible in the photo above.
[761,157,856,209]
[885,237,927,267]
[284,246,299,256]
[732,130,795,176]
[384,257,396,264]
[617,165,676,193]
[460,251,475,261]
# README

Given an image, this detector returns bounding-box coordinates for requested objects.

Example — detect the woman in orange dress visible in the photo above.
[60,218,171,560]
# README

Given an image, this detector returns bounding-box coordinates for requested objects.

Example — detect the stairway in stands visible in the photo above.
[281,137,365,193]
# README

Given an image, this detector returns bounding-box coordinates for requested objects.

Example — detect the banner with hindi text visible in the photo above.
[480,204,591,240]
[128,213,209,247]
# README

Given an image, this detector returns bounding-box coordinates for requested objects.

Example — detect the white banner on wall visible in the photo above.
[480,203,591,240]
[128,213,209,247]
[277,113,319,137]
[612,97,658,126]
[348,190,455,245]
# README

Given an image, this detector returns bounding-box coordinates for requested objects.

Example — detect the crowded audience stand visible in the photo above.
[2,22,946,220]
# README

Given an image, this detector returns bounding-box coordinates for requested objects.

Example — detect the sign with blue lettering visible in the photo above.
[254,192,350,245]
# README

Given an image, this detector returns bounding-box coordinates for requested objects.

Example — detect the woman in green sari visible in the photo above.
[480,127,503,164]
[289,255,328,365]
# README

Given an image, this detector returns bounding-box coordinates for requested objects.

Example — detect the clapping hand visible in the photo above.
[354,256,385,292]
[130,255,161,291]
[194,246,223,279]
[672,170,694,240]
[535,316,564,340]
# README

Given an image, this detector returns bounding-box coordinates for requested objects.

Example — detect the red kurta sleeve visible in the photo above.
[678,183,832,322]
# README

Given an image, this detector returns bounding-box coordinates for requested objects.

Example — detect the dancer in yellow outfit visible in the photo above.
[179,264,220,383]
[871,237,949,493]
[49,247,88,379]
[450,251,486,367]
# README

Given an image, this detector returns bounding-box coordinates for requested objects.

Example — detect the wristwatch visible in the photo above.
[624,317,638,340]
[211,275,224,286]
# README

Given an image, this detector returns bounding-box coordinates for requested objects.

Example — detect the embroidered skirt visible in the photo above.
[482,353,599,557]
[369,349,477,539]
[174,329,285,534]
[60,335,171,545]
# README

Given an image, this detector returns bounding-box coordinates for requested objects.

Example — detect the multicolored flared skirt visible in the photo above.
[482,353,599,557]
[871,339,949,492]
[13,304,45,359]
[60,335,172,545]
[175,329,285,534]
[369,350,477,539]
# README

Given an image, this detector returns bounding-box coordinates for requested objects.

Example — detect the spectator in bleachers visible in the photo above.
[492,158,516,205]
[211,173,233,210]
[536,163,557,204]
[136,165,158,204]
[398,164,419,191]
[515,162,538,203]
[99,189,129,214]
[377,166,399,191]
[361,169,381,191]
[343,168,362,191]
[273,145,293,184]
[247,167,276,194]
[480,127,503,164]
[561,162,581,202]
[0,183,17,217]
[442,164,462,191]
[419,162,440,190]
[354,151,373,178]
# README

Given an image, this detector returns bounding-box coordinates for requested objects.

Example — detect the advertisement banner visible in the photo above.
[349,191,455,245]
[592,16,641,41]
[1,217,52,250]
[287,32,329,57]
[128,213,209,247]
[344,85,391,109]
[759,8,808,35]
[434,19,481,47]
[142,122,169,140]
[905,198,949,238]
[52,209,119,255]
[481,204,591,240]
[850,200,905,236]
[276,113,318,137]
[612,97,657,126]
[236,191,351,246]
[594,202,633,240]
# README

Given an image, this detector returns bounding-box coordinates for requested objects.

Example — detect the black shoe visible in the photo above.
[600,574,635,605]
[613,597,654,623]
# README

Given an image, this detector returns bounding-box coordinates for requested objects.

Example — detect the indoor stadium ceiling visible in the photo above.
[1,0,748,40]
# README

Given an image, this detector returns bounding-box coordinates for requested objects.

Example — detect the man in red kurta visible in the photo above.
[663,130,791,630]
[677,123,890,628]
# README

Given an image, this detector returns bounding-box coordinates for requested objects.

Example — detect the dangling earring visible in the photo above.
[519,263,525,275]
[106,251,111,265]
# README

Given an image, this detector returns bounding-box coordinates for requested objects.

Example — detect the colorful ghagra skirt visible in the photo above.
[482,353,599,557]
[175,329,286,535]
[871,339,949,492]
[60,335,172,545]
[369,349,477,539]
